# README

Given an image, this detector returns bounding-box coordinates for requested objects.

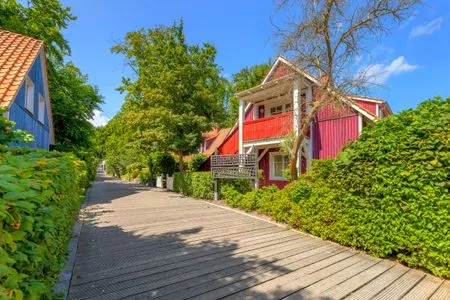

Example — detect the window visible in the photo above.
[270,105,283,115]
[270,152,289,180]
[38,94,45,124]
[285,103,292,112]
[25,77,34,114]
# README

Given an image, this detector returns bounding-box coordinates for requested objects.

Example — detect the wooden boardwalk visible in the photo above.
[68,175,449,300]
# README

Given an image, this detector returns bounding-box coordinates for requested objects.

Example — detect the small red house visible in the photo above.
[203,56,391,188]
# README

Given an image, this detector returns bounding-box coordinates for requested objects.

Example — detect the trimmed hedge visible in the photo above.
[222,97,450,278]
[173,171,252,200]
[0,146,89,298]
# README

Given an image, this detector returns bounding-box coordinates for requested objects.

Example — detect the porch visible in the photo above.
[237,74,314,178]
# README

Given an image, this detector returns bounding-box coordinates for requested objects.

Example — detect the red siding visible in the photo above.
[354,100,377,115]
[267,62,294,82]
[218,129,238,154]
[243,112,293,141]
[313,114,359,159]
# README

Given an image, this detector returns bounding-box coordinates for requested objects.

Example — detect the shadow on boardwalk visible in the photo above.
[68,175,331,299]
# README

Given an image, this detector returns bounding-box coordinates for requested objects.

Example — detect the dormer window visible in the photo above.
[25,77,35,114]
[38,94,45,124]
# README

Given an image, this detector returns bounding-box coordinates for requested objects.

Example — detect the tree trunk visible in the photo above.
[178,153,184,171]
[289,96,326,181]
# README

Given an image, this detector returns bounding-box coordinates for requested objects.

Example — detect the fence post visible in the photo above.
[213,149,218,201]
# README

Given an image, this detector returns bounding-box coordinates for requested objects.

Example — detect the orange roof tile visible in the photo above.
[0,30,43,108]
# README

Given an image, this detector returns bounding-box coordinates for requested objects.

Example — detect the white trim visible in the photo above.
[253,103,258,120]
[358,113,363,134]
[243,137,282,148]
[238,98,245,154]
[25,77,35,114]
[269,151,289,181]
[350,96,385,104]
[293,76,300,134]
[262,59,281,84]
[38,93,45,124]
[376,104,380,117]
[39,47,55,144]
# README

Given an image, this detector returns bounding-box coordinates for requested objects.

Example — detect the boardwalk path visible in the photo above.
[68,175,449,300]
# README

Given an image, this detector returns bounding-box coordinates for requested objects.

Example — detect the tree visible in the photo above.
[0,0,75,69]
[111,20,227,169]
[50,62,103,152]
[226,63,271,126]
[275,0,420,180]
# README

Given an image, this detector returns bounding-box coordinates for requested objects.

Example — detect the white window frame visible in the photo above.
[269,105,283,116]
[25,77,35,114]
[269,152,289,181]
[38,94,45,124]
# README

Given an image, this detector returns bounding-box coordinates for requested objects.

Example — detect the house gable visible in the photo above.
[0,30,54,149]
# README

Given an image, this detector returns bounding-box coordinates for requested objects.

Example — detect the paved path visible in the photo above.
[68,175,449,300]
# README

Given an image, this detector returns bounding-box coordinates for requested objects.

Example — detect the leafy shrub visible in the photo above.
[0,146,88,298]
[309,97,450,277]
[188,154,207,171]
[150,152,177,176]
[0,107,34,145]
[174,172,253,200]
[173,172,212,199]
[123,162,146,181]
[138,167,152,184]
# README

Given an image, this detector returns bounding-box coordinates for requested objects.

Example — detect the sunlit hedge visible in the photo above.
[0,147,88,298]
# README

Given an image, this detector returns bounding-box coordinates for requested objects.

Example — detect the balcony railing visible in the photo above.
[243,112,293,141]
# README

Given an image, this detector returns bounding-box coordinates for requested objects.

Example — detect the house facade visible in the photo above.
[0,30,54,149]
[203,56,391,188]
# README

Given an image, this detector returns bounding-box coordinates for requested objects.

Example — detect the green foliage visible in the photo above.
[0,107,34,145]
[188,154,207,172]
[173,172,213,199]
[0,146,88,298]
[138,167,152,184]
[220,97,450,278]
[50,62,103,153]
[108,20,227,162]
[150,152,177,176]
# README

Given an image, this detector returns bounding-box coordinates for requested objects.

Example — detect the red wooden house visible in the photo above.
[203,56,391,188]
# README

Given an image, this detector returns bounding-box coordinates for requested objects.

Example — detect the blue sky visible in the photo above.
[60,0,450,126]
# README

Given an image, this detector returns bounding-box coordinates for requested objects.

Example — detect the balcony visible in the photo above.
[243,112,293,142]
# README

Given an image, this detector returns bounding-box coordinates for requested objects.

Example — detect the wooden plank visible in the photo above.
[284,256,381,299]
[344,264,410,300]
[196,248,356,300]
[317,260,394,299]
[371,269,425,300]
[429,281,450,300]
[71,236,311,299]
[147,244,329,299]
[401,274,443,300]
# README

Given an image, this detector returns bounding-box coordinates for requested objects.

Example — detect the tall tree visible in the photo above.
[112,21,227,168]
[275,0,421,180]
[50,62,103,152]
[226,63,271,126]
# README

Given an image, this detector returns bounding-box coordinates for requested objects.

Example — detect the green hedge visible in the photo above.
[173,172,253,200]
[222,97,450,278]
[0,146,89,298]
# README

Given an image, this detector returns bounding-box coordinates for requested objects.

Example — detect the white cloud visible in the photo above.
[360,56,417,85]
[409,17,443,38]
[90,109,110,127]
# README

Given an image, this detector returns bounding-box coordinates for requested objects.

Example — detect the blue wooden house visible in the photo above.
[0,30,54,149]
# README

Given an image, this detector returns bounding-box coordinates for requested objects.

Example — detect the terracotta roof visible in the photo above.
[202,128,231,158]
[0,30,44,108]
